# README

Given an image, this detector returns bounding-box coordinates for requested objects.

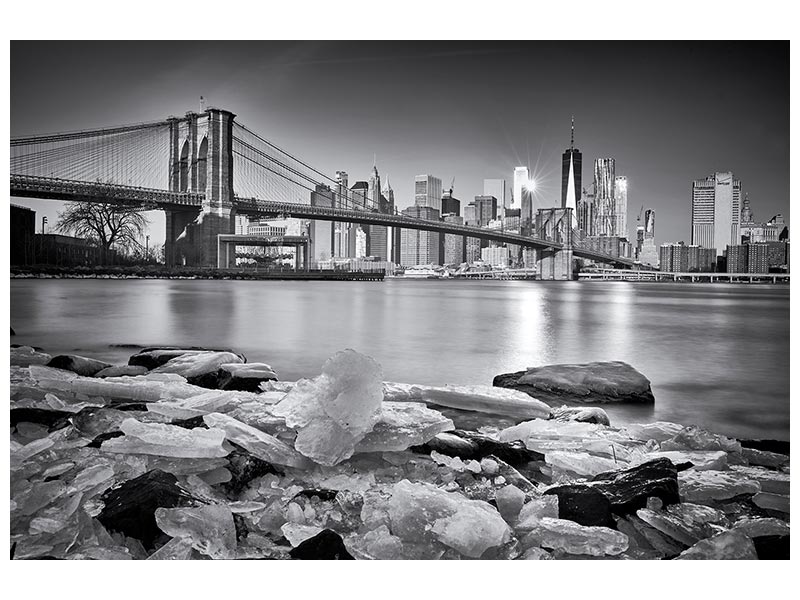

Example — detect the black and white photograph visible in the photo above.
[4,2,794,581]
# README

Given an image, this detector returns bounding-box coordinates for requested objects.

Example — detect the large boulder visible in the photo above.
[590,458,681,515]
[46,354,112,377]
[410,429,544,467]
[128,347,245,370]
[204,363,277,392]
[493,361,654,404]
[543,484,615,528]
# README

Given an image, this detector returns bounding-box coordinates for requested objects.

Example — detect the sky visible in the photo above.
[10,40,790,247]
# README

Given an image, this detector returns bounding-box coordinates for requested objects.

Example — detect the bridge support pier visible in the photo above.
[537,248,573,280]
[165,209,201,267]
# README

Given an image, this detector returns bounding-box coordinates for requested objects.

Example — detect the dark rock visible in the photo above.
[46,354,113,377]
[289,529,354,560]
[740,439,789,456]
[87,431,125,448]
[544,484,615,528]
[11,408,73,432]
[222,446,282,496]
[233,513,249,542]
[493,361,655,404]
[590,458,680,516]
[215,363,278,392]
[97,470,196,549]
[106,402,149,412]
[128,347,245,370]
[11,326,16,336]
[293,489,339,502]
[170,416,208,430]
[410,429,544,467]
[752,535,790,560]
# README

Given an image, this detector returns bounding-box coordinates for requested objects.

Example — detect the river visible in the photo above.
[9,278,790,441]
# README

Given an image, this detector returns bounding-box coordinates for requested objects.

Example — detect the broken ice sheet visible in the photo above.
[155,504,237,559]
[521,517,629,557]
[100,418,229,459]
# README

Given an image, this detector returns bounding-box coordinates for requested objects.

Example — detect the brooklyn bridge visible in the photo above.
[10,107,634,277]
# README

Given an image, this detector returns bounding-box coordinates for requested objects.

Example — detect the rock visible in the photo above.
[675,530,758,560]
[495,485,526,523]
[520,517,629,556]
[289,529,354,560]
[222,447,281,496]
[660,425,741,454]
[97,470,195,549]
[155,504,237,559]
[202,412,309,469]
[589,458,680,516]
[544,484,614,527]
[100,418,229,459]
[11,407,73,432]
[128,347,245,370]
[383,382,551,421]
[210,363,277,392]
[742,447,789,469]
[624,421,683,443]
[751,535,790,560]
[493,361,654,404]
[46,354,113,377]
[751,492,790,515]
[10,345,52,367]
[375,479,511,558]
[550,406,611,426]
[272,349,384,466]
[739,439,789,456]
[411,430,544,467]
[678,470,761,503]
[152,351,245,385]
[354,402,454,454]
[95,365,149,378]
[646,450,728,471]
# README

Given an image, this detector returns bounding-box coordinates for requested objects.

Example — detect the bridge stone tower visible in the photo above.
[535,207,575,280]
[165,108,236,268]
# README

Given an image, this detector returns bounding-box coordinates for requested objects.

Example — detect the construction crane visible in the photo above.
[637,205,644,225]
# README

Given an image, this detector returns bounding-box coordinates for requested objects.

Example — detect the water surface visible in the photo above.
[10,278,790,440]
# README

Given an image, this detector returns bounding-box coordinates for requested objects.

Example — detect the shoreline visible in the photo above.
[10,344,790,560]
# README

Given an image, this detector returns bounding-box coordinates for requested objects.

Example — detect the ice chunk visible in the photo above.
[545,451,621,478]
[551,406,611,426]
[742,447,789,469]
[67,464,115,495]
[660,425,741,454]
[280,523,324,547]
[11,345,52,366]
[519,547,554,560]
[625,421,684,443]
[47,354,112,376]
[202,412,309,468]
[636,503,727,547]
[345,525,406,560]
[155,504,236,559]
[354,402,454,453]
[152,351,244,379]
[521,517,629,556]
[147,536,195,560]
[100,418,228,458]
[732,517,790,539]
[678,470,761,503]
[675,530,757,560]
[495,485,526,523]
[645,450,727,471]
[729,465,790,495]
[273,349,384,466]
[383,479,511,558]
[516,495,560,530]
[383,382,551,421]
[752,492,790,514]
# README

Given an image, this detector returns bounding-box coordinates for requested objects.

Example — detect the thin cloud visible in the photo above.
[272,47,520,67]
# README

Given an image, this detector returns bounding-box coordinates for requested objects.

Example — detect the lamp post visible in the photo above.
[145,235,150,263]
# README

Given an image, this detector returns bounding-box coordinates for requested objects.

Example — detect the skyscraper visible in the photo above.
[400,206,441,266]
[474,195,498,227]
[484,179,507,216]
[614,175,628,239]
[639,209,658,267]
[514,166,534,233]
[333,171,350,258]
[415,175,442,212]
[593,158,616,236]
[309,183,335,262]
[561,118,582,222]
[691,172,742,256]
[366,161,388,260]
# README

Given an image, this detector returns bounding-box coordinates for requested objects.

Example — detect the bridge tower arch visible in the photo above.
[165,108,236,267]
[535,207,575,280]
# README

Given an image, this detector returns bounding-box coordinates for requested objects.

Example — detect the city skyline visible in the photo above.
[10,41,789,248]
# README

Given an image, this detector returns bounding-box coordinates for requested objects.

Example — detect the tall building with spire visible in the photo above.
[366,159,388,260]
[561,117,582,225]
[383,177,400,263]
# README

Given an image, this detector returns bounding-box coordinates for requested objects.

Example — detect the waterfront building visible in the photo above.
[583,235,630,259]
[474,195,498,227]
[727,243,769,274]
[383,178,400,263]
[355,227,367,258]
[561,118,582,224]
[766,241,790,271]
[481,245,509,268]
[659,242,716,272]
[400,205,441,266]
[10,204,35,265]
[740,213,785,244]
[593,158,616,237]
[415,175,443,212]
[309,183,335,262]
[691,171,742,256]
[234,215,248,235]
[484,179,508,216]
[442,214,465,265]
[334,171,351,258]
[639,238,659,267]
[465,237,482,263]
[614,176,628,239]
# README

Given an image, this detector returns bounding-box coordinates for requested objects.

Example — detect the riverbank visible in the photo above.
[10,344,790,560]
[10,265,384,281]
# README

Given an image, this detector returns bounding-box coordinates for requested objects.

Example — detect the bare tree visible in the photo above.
[56,202,149,264]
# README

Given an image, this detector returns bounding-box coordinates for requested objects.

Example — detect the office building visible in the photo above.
[443,214,465,265]
[474,195,498,227]
[691,172,742,256]
[465,237,482,263]
[577,188,596,236]
[334,171,351,258]
[484,178,508,216]
[481,245,509,268]
[593,158,616,236]
[355,227,367,258]
[659,242,716,272]
[11,204,35,265]
[415,175,442,212]
[514,166,533,232]
[561,118,582,224]
[441,188,460,217]
[614,176,628,239]
[400,206,441,266]
[463,202,477,226]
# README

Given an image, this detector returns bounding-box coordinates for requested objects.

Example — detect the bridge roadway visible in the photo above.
[10,174,633,266]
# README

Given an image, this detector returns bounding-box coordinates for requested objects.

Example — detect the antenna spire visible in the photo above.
[570,116,575,150]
